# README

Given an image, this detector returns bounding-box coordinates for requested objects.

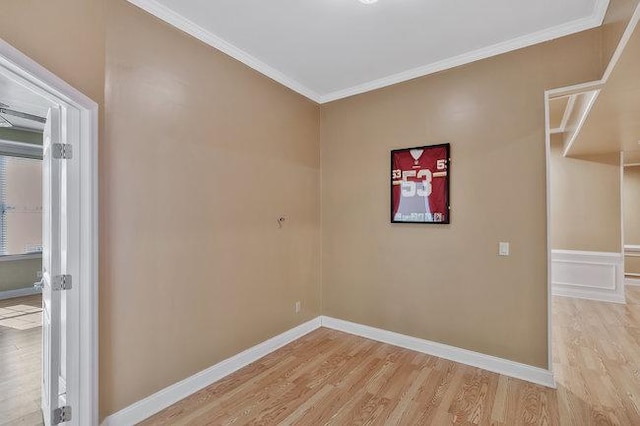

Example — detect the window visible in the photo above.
[0,155,42,256]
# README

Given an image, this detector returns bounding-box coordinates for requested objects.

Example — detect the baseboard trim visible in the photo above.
[626,277,640,286]
[551,250,625,304]
[103,315,558,424]
[101,317,322,426]
[0,286,40,300]
[320,316,556,389]
[552,288,626,304]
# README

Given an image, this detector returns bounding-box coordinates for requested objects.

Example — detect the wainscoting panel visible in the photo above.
[552,250,625,303]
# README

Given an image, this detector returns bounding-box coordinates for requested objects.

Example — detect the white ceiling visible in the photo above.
[129,0,609,103]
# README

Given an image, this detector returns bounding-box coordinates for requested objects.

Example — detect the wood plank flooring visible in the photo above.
[0,294,43,426]
[143,287,640,425]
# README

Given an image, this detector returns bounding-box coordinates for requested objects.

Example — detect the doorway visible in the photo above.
[623,161,640,286]
[0,108,45,424]
[0,39,98,425]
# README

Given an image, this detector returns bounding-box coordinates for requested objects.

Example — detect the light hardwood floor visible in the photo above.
[143,287,640,425]
[0,294,43,426]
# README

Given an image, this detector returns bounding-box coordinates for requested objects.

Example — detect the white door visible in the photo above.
[41,106,67,425]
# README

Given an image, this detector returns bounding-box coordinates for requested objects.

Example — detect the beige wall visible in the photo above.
[320,30,603,369]
[0,0,636,420]
[625,165,640,275]
[101,1,321,416]
[602,0,640,67]
[0,0,104,107]
[2,0,321,420]
[626,256,640,275]
[624,165,640,244]
[550,138,622,252]
[0,258,41,293]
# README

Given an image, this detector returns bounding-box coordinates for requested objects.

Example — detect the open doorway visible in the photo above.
[623,159,640,286]
[545,88,640,425]
[0,39,98,425]
[543,5,640,423]
[0,92,46,424]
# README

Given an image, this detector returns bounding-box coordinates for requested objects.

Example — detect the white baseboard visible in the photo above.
[320,316,555,389]
[0,286,40,300]
[104,314,559,425]
[551,250,625,304]
[626,277,640,286]
[101,317,322,426]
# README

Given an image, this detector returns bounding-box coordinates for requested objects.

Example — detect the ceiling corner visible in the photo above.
[126,0,323,103]
[125,0,611,105]
[594,0,612,26]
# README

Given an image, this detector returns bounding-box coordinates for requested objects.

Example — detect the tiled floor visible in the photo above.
[0,301,43,331]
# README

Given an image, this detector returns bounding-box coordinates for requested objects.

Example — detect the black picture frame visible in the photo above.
[390,143,450,224]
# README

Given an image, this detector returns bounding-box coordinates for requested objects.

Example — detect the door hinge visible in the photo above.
[53,406,72,424]
[52,274,72,291]
[52,143,73,159]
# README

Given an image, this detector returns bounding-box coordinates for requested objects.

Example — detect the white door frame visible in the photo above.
[544,3,640,385]
[0,39,98,425]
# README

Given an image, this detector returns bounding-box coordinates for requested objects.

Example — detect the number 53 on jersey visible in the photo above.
[390,144,450,224]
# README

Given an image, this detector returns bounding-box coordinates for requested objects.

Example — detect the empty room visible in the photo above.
[1,0,640,425]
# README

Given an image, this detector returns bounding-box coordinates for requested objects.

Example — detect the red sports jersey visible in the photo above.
[391,145,449,223]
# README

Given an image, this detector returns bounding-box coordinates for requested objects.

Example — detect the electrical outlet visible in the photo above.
[295,301,301,313]
[499,242,510,256]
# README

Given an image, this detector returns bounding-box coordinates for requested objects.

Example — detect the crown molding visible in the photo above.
[126,0,324,103]
[593,0,612,24]
[320,0,610,103]
[127,0,609,105]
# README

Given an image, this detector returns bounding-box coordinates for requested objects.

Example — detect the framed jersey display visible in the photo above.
[391,143,450,224]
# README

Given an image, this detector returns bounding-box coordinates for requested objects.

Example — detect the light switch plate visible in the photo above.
[499,242,510,256]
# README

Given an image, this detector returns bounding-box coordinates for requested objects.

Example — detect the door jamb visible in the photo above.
[0,38,98,425]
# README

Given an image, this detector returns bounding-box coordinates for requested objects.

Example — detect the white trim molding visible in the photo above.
[321,6,609,103]
[125,0,322,103]
[624,245,640,253]
[544,90,554,373]
[0,37,99,426]
[101,318,322,426]
[602,0,640,81]
[552,250,625,304]
[321,316,555,388]
[552,94,577,134]
[127,0,609,104]
[626,277,640,286]
[102,314,561,425]
[561,90,600,156]
[0,286,41,300]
